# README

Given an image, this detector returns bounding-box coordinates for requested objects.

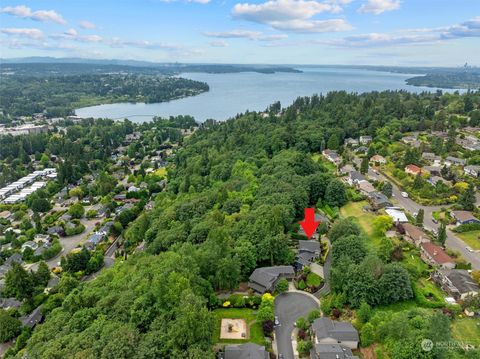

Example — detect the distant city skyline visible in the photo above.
[0,0,479,66]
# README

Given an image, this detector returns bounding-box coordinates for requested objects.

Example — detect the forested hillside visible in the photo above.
[15,90,480,359]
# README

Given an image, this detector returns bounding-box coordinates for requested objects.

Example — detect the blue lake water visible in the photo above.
[75,67,454,122]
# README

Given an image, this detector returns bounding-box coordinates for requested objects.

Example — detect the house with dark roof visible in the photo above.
[344,138,359,147]
[367,192,392,210]
[422,152,441,164]
[445,156,466,167]
[322,150,342,166]
[312,317,359,349]
[464,165,480,177]
[401,223,430,246]
[0,297,22,310]
[220,343,269,359]
[248,266,295,294]
[20,306,43,329]
[295,240,321,270]
[433,269,479,300]
[346,171,366,186]
[420,242,455,269]
[451,211,480,226]
[5,253,23,266]
[311,344,359,359]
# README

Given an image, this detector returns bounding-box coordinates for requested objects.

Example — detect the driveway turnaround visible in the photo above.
[275,292,319,359]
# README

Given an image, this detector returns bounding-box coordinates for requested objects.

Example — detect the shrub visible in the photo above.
[306,273,322,288]
[308,310,320,323]
[297,280,306,291]
[295,317,309,331]
[297,340,313,356]
[453,223,480,233]
[361,323,375,347]
[262,320,274,337]
[276,278,289,294]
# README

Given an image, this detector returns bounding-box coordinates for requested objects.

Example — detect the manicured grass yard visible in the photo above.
[340,201,383,253]
[452,318,480,347]
[456,230,480,250]
[212,308,265,345]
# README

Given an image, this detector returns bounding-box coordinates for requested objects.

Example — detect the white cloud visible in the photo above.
[358,0,400,15]
[321,17,480,47]
[203,29,289,41]
[0,27,43,39]
[231,0,352,33]
[64,28,78,37]
[209,40,229,47]
[0,5,67,25]
[79,20,96,29]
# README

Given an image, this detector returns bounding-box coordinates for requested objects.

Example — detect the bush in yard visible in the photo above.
[297,279,306,291]
[308,310,320,323]
[297,340,313,356]
[453,223,480,233]
[357,301,372,324]
[331,308,342,319]
[306,273,322,288]
[360,323,375,347]
[276,278,288,294]
[262,320,274,337]
[296,317,309,331]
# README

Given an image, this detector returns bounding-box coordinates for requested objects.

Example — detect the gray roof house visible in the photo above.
[311,344,359,359]
[220,343,269,359]
[445,156,466,167]
[5,253,23,266]
[248,266,295,294]
[0,297,22,310]
[433,269,479,300]
[312,317,359,349]
[20,306,43,329]
[295,240,321,270]
[367,192,392,210]
[464,165,480,177]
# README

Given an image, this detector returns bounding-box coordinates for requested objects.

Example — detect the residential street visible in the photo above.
[368,168,480,269]
[274,292,319,359]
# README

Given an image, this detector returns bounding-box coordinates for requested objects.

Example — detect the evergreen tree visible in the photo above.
[459,183,476,211]
[327,133,339,150]
[438,222,447,246]
[416,209,424,226]
[360,156,369,175]
[381,182,393,198]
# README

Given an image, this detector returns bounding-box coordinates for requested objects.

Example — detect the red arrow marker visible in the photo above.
[300,208,320,239]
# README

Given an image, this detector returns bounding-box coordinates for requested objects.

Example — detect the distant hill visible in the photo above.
[0,57,302,75]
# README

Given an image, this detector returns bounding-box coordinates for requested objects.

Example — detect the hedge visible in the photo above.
[453,222,480,233]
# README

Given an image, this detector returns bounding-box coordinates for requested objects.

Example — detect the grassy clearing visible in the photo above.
[456,230,480,250]
[340,201,383,253]
[306,272,322,287]
[452,318,480,347]
[212,308,265,345]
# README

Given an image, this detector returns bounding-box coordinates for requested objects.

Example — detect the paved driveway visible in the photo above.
[275,292,319,359]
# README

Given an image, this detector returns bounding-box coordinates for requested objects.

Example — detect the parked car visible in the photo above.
[466,246,474,253]
[401,191,409,198]
[432,217,438,224]
[274,316,280,326]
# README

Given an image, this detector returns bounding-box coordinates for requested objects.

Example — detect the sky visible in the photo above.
[0,0,479,66]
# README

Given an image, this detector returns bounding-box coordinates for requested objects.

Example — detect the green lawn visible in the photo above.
[340,201,383,253]
[212,308,265,345]
[452,318,480,347]
[456,230,480,250]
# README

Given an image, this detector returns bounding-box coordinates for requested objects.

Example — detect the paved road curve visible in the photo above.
[368,167,480,269]
[275,292,319,359]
